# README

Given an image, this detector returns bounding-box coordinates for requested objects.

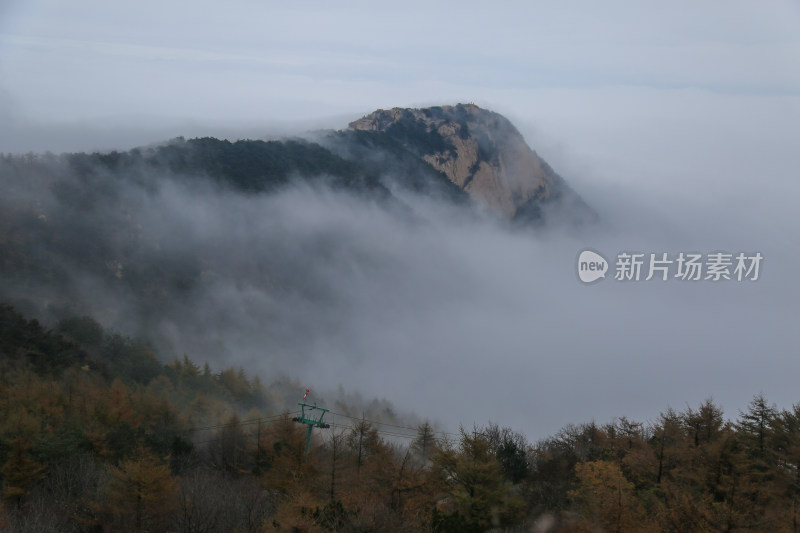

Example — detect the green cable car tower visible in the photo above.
[292,389,330,455]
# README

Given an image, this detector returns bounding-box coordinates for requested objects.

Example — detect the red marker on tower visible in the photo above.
[302,388,310,401]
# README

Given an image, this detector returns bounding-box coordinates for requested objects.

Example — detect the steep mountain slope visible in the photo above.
[318,128,470,204]
[349,103,594,223]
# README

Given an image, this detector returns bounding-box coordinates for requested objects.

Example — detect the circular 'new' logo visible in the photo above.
[577,250,608,283]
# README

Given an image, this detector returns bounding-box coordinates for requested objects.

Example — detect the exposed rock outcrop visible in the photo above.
[349,104,593,223]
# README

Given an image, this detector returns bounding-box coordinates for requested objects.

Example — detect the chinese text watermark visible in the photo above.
[577,250,763,284]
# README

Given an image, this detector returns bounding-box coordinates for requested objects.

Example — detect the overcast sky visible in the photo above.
[1,1,799,439]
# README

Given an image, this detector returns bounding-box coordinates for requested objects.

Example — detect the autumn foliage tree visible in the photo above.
[97,449,177,532]
[569,460,648,532]
[6,305,800,532]
[0,436,45,508]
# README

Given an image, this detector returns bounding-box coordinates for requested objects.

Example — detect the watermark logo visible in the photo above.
[577,250,609,283]
[577,250,763,283]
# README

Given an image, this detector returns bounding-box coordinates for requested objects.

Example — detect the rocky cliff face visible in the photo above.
[349,103,587,221]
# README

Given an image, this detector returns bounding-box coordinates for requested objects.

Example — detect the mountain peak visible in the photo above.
[349,104,587,221]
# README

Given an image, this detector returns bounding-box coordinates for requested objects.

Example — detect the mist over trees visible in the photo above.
[1,104,798,531]
[0,121,591,428]
[2,304,800,531]
[0,131,496,373]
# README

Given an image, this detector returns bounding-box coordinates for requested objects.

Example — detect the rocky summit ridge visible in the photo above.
[349,103,591,222]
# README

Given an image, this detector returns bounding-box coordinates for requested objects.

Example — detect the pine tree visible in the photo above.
[431,428,524,531]
[737,393,778,457]
[683,398,725,447]
[411,421,438,465]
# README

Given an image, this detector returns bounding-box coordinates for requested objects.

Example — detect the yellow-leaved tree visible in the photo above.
[569,460,649,532]
[97,448,177,532]
[1,436,45,509]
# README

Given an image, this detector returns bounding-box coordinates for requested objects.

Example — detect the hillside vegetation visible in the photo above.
[1,304,799,532]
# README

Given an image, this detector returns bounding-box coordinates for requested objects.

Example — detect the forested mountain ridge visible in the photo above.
[0,104,594,370]
[63,136,390,196]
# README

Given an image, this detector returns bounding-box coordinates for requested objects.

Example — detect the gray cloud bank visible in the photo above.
[1,127,797,441]
[1,0,798,441]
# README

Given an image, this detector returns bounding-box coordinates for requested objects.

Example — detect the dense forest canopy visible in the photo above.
[2,304,800,532]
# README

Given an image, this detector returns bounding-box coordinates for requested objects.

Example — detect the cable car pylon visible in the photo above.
[291,388,330,455]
